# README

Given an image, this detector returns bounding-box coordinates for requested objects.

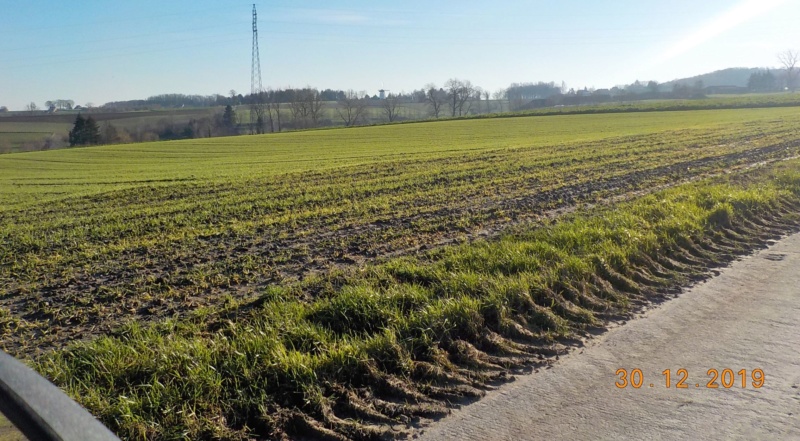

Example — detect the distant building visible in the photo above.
[47,105,57,113]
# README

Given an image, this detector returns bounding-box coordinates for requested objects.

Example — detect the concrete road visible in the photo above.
[418,233,800,441]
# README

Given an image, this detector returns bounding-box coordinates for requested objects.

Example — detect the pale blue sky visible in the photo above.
[1,0,798,110]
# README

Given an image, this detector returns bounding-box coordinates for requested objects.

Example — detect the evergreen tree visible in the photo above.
[222,105,237,131]
[68,114,101,146]
[68,114,86,146]
[84,116,100,145]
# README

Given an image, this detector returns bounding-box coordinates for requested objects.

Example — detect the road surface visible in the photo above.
[418,233,800,440]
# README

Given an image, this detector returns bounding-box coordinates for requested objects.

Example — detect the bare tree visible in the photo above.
[381,93,402,122]
[288,90,309,128]
[445,78,476,117]
[306,88,325,127]
[445,79,462,117]
[287,88,325,128]
[459,82,477,115]
[459,80,475,116]
[425,83,445,118]
[196,117,213,138]
[778,49,800,92]
[492,89,506,112]
[274,102,284,133]
[482,90,491,113]
[251,103,268,134]
[26,102,37,112]
[472,86,484,114]
[265,90,283,133]
[336,90,368,127]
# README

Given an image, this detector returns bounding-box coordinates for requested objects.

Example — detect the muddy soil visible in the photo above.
[2,140,800,356]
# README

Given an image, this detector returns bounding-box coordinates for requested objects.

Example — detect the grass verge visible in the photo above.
[35,160,800,440]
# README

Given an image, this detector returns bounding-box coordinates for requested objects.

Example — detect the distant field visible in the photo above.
[0,109,215,152]
[0,122,70,133]
[0,132,54,145]
[0,121,71,153]
[504,92,800,117]
[0,108,214,124]
[3,106,800,439]
[3,107,797,208]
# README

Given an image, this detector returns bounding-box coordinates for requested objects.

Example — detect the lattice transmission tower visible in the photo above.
[250,3,264,133]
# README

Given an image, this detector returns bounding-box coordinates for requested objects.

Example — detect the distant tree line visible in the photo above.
[56,104,245,149]
[242,79,498,133]
[748,70,779,93]
[91,68,799,127]
[24,49,798,151]
[45,99,75,111]
[103,94,221,110]
[83,66,799,143]
[93,105,241,146]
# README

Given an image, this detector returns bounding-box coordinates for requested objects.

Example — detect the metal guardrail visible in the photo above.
[0,351,120,441]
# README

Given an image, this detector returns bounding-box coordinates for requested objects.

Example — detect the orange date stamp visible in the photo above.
[615,368,765,389]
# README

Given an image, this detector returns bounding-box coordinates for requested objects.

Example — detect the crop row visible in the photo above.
[1,107,795,209]
[34,160,800,440]
[2,111,800,355]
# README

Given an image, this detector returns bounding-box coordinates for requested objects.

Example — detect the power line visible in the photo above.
[5,36,249,70]
[0,21,249,55]
[4,31,249,66]
[4,5,238,34]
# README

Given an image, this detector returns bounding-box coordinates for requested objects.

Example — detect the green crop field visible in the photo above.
[2,107,800,439]
[2,108,798,208]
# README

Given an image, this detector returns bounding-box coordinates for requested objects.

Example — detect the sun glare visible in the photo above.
[652,0,788,66]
